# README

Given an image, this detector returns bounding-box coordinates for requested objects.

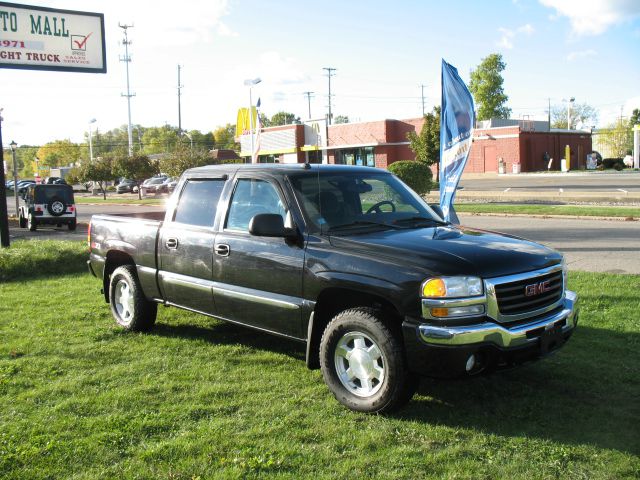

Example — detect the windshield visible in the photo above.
[289,170,443,233]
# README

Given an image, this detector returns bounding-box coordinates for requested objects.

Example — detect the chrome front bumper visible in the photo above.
[418,290,578,349]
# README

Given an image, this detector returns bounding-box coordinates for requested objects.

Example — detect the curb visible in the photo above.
[458,212,638,222]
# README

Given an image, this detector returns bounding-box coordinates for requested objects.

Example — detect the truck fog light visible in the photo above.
[431,305,484,318]
[465,354,476,372]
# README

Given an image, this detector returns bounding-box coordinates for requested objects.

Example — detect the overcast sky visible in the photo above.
[1,0,639,148]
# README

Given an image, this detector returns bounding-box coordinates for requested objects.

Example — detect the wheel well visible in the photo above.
[103,250,136,302]
[306,287,402,370]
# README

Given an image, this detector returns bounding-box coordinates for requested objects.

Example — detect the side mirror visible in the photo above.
[429,203,445,219]
[249,213,287,237]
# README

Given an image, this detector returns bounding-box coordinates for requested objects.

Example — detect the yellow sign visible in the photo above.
[235,107,257,138]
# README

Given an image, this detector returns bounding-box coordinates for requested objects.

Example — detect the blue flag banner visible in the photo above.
[439,59,475,223]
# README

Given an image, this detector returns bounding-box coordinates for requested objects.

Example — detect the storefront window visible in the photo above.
[336,147,375,167]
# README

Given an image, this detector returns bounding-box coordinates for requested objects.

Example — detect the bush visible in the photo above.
[602,158,625,170]
[387,160,433,195]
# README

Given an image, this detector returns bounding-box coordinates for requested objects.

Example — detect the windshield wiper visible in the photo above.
[394,216,449,227]
[327,220,405,232]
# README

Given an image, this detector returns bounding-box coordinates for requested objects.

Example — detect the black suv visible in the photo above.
[19,184,77,231]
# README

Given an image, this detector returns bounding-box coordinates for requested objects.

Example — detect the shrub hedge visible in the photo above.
[387,160,433,195]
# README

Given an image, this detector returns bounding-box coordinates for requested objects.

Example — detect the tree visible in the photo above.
[158,143,211,179]
[142,125,180,155]
[407,107,440,166]
[599,119,632,158]
[36,139,82,168]
[184,130,215,151]
[629,108,640,127]
[270,111,300,126]
[469,53,511,120]
[112,153,159,199]
[77,157,115,200]
[388,160,432,195]
[334,115,350,124]
[213,124,240,150]
[551,102,598,129]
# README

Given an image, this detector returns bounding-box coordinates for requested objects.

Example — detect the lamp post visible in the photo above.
[88,118,96,162]
[10,140,18,217]
[244,77,261,163]
[564,97,575,130]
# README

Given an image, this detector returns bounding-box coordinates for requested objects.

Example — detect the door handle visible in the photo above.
[166,238,179,250]
[215,243,230,256]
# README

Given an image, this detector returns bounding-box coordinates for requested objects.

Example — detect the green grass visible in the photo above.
[0,241,639,479]
[455,203,640,219]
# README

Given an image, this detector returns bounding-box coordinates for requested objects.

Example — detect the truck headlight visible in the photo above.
[421,276,483,298]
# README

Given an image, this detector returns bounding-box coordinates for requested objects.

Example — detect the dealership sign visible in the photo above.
[0,2,105,73]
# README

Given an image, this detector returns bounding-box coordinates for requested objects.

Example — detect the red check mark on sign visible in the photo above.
[73,32,92,49]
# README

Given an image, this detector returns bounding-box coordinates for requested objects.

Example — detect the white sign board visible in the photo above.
[0,2,105,73]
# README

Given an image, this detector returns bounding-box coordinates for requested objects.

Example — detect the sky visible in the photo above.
[0,0,639,148]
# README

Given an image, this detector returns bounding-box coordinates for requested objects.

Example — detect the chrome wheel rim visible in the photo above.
[334,331,385,397]
[114,279,134,324]
[51,201,64,214]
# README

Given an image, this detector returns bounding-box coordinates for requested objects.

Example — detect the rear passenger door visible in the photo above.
[212,174,306,338]
[158,177,226,315]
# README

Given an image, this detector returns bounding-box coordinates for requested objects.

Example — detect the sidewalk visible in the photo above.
[425,190,640,204]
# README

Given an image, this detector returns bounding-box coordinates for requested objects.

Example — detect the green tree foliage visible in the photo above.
[469,53,511,120]
[213,124,240,150]
[387,160,433,195]
[85,125,141,158]
[407,107,440,166]
[600,119,632,158]
[77,157,115,200]
[142,126,181,155]
[36,140,81,168]
[270,111,300,126]
[551,103,598,129]
[334,115,349,124]
[112,153,160,199]
[629,108,640,127]
[184,130,215,151]
[259,113,270,128]
[158,144,210,179]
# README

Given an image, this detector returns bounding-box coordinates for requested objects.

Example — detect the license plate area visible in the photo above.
[539,322,565,355]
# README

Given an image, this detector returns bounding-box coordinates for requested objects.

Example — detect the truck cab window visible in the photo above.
[226,178,286,231]
[173,179,225,227]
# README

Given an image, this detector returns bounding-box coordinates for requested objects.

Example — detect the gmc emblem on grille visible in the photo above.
[525,280,552,296]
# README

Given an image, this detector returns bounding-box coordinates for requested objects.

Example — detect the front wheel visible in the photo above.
[109,265,157,331]
[320,308,418,413]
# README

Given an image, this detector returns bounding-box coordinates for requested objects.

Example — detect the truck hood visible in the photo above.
[328,224,562,278]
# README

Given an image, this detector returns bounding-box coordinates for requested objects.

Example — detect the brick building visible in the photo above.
[237,117,592,173]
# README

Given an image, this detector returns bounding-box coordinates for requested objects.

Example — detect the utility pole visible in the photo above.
[420,84,426,116]
[119,23,135,156]
[323,67,336,125]
[303,91,314,119]
[177,65,183,135]
[547,97,551,127]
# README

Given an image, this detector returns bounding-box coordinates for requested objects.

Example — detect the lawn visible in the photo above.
[455,203,640,219]
[0,241,638,479]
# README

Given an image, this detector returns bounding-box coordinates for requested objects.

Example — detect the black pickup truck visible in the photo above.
[88,164,578,413]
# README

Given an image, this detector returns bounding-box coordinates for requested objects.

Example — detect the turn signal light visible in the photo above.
[422,278,446,297]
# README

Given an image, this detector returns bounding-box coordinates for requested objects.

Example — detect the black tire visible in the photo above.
[109,265,157,332]
[47,196,67,217]
[320,307,418,413]
[28,213,37,231]
[19,212,27,228]
[68,219,77,231]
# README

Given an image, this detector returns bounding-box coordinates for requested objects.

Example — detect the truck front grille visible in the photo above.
[494,270,563,315]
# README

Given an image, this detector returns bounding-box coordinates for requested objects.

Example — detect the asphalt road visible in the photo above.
[5,200,639,275]
[460,172,640,193]
[459,214,640,274]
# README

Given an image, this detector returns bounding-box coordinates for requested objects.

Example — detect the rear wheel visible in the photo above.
[28,213,37,231]
[68,219,77,231]
[19,212,27,228]
[320,307,418,413]
[109,265,157,331]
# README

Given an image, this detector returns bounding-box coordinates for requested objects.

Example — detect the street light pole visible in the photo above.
[10,141,18,218]
[0,109,9,247]
[566,97,575,130]
[88,118,96,162]
[244,77,261,164]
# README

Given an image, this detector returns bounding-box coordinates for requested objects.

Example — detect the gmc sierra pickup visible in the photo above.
[88,164,578,413]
